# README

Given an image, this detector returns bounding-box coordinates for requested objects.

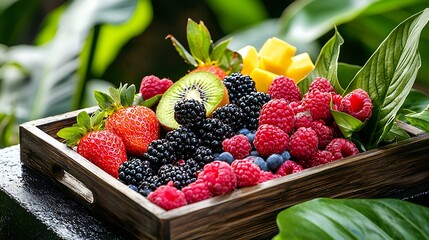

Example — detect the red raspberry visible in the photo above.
[139,75,173,100]
[147,181,187,210]
[341,89,373,121]
[307,150,334,168]
[289,127,318,161]
[181,179,213,204]
[253,124,289,157]
[231,159,262,187]
[301,89,332,122]
[308,77,334,93]
[268,76,302,102]
[259,99,295,134]
[331,92,343,111]
[258,171,280,183]
[294,110,313,130]
[197,161,237,196]
[325,138,359,160]
[311,120,336,149]
[276,160,303,176]
[222,134,252,159]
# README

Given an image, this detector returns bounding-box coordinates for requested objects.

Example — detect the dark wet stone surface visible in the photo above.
[0,145,127,240]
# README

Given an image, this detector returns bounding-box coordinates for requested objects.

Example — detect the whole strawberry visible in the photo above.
[95,84,160,156]
[57,110,127,178]
[139,75,173,100]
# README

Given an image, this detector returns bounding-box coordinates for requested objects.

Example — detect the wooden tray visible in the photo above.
[19,107,429,240]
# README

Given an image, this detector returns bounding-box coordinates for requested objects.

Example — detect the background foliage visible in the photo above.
[0,0,428,148]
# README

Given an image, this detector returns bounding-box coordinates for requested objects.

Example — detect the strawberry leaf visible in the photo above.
[186,18,211,65]
[120,84,136,107]
[94,90,115,111]
[166,34,197,67]
[210,38,231,63]
[76,111,91,130]
[344,8,429,149]
[298,28,344,94]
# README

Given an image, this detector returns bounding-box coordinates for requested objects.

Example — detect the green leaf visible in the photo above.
[210,38,231,63]
[337,62,361,90]
[76,111,91,130]
[345,8,429,149]
[298,29,344,94]
[274,198,429,240]
[384,122,411,142]
[331,109,364,138]
[138,94,162,108]
[405,104,429,133]
[120,84,136,107]
[94,90,115,111]
[166,35,198,67]
[401,89,429,113]
[187,19,212,64]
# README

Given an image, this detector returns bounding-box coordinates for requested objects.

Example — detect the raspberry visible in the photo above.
[139,75,173,100]
[259,99,295,134]
[276,160,303,176]
[331,92,343,111]
[253,124,289,157]
[268,76,302,102]
[341,89,373,121]
[294,110,313,129]
[197,161,237,196]
[308,77,334,93]
[231,159,262,187]
[222,134,252,159]
[181,179,213,204]
[325,138,359,160]
[258,171,280,183]
[301,89,332,122]
[289,127,318,161]
[147,181,187,210]
[306,150,334,168]
[311,120,336,149]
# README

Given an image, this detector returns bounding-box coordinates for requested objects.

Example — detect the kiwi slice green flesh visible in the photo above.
[156,71,226,130]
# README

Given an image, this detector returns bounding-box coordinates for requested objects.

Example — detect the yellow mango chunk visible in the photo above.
[285,52,315,83]
[250,67,279,93]
[238,45,259,75]
[258,37,296,75]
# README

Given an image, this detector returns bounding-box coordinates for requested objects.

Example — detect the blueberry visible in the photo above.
[266,154,283,172]
[218,152,234,164]
[238,128,250,135]
[246,132,256,144]
[213,152,221,158]
[250,150,260,156]
[253,157,269,171]
[280,151,291,162]
[128,184,138,192]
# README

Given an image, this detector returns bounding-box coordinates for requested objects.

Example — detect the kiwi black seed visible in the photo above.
[156,71,229,130]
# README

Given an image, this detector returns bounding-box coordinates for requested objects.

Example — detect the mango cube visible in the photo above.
[258,37,296,75]
[238,45,259,75]
[250,67,279,93]
[285,52,315,83]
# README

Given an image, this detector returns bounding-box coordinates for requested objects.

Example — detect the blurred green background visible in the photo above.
[0,0,428,147]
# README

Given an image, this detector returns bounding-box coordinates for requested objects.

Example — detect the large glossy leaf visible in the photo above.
[274,198,429,240]
[405,105,429,133]
[297,29,344,94]
[345,8,429,149]
[1,0,138,121]
[278,0,427,44]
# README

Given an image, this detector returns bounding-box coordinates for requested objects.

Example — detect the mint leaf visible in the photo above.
[405,104,429,133]
[331,109,364,138]
[345,9,429,149]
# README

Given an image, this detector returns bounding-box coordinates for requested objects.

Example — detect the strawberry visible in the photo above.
[166,18,241,80]
[57,110,127,178]
[95,84,160,156]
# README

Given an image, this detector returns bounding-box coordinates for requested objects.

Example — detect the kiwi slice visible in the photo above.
[156,71,229,130]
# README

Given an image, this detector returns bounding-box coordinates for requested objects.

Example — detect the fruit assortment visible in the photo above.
[57,19,374,211]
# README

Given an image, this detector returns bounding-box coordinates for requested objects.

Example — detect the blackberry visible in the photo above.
[174,98,206,129]
[138,175,162,197]
[238,92,271,130]
[192,146,214,168]
[197,118,234,152]
[165,126,201,160]
[142,139,176,170]
[212,104,245,131]
[158,164,195,189]
[180,158,202,179]
[118,157,154,187]
[223,73,256,104]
